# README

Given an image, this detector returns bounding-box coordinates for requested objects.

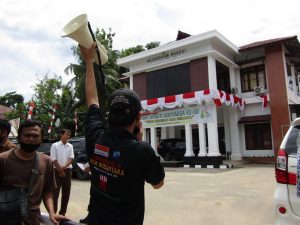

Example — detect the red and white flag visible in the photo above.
[74,111,78,135]
[27,102,35,120]
[94,144,110,158]
[48,104,57,134]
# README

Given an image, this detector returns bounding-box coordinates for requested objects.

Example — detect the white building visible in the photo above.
[117,30,300,166]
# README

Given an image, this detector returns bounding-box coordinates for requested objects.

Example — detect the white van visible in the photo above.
[274,118,300,224]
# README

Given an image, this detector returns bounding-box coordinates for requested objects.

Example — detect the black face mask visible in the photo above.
[20,142,40,152]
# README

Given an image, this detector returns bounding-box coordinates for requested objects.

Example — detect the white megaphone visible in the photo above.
[61,14,108,65]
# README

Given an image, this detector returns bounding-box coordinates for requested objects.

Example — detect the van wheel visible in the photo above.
[164,153,172,161]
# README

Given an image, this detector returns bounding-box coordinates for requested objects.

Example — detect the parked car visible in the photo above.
[157,138,199,161]
[274,118,300,224]
[36,137,89,180]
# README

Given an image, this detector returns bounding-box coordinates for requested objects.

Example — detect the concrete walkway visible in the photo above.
[43,162,276,225]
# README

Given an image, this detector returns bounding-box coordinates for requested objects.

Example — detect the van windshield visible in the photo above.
[284,125,300,155]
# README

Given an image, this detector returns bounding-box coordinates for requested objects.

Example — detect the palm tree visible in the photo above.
[63,28,124,128]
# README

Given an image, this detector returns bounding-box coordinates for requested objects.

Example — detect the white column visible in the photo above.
[129,75,133,89]
[207,56,220,156]
[142,128,146,142]
[161,127,167,139]
[291,64,296,94]
[198,123,207,156]
[228,107,243,160]
[150,127,158,155]
[207,55,218,89]
[207,105,221,156]
[168,126,175,138]
[223,107,232,154]
[184,124,195,157]
[229,67,236,91]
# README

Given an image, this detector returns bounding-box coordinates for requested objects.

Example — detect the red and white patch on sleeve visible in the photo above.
[94,144,109,157]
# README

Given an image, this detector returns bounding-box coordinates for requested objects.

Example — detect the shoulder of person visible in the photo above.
[0,148,15,158]
[135,141,155,153]
[8,140,17,148]
[51,141,59,146]
[37,152,52,162]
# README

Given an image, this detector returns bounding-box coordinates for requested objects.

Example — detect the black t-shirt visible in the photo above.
[85,105,165,225]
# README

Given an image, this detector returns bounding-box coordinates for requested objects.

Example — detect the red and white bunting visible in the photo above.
[141,89,246,111]
[260,95,268,109]
[27,102,35,120]
[48,104,57,134]
[74,111,78,135]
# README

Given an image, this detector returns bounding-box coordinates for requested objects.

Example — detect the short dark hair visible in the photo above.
[0,119,11,135]
[108,89,142,127]
[18,120,44,139]
[59,129,71,136]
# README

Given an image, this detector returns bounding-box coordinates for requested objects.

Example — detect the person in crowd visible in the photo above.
[80,43,165,225]
[50,129,74,216]
[0,119,66,225]
[0,119,16,153]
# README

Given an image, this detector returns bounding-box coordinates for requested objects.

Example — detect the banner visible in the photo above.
[141,105,214,128]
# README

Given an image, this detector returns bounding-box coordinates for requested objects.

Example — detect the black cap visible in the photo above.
[108,89,142,125]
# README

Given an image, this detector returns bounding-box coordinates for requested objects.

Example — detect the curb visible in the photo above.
[183,164,234,169]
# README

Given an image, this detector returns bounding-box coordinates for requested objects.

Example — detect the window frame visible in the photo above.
[240,64,266,92]
[244,123,272,150]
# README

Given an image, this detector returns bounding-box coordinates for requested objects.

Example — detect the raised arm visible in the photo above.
[79,43,99,107]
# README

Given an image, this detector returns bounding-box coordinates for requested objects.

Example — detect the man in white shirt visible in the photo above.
[50,129,74,216]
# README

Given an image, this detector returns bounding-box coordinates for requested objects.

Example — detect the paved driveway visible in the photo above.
[44,163,275,225]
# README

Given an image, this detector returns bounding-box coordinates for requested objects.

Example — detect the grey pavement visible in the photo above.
[43,161,276,225]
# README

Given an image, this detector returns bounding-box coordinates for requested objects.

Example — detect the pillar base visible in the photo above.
[184,156,222,167]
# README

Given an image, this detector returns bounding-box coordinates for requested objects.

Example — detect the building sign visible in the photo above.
[146,48,187,64]
[141,105,214,128]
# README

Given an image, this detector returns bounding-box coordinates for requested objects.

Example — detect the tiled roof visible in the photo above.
[176,30,191,41]
[239,36,297,52]
[0,105,13,119]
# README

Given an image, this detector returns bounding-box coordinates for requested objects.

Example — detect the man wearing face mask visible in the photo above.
[0,119,67,225]
[80,44,165,225]
[0,119,16,153]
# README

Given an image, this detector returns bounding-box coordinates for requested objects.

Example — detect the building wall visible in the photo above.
[190,57,209,91]
[133,58,210,99]
[132,72,147,100]
[265,44,291,155]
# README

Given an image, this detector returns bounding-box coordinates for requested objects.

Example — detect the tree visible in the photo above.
[0,91,24,108]
[64,28,124,120]
[119,45,145,58]
[63,28,161,131]
[145,41,160,50]
[118,41,160,76]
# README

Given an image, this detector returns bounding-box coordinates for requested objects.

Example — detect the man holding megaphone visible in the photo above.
[79,43,165,225]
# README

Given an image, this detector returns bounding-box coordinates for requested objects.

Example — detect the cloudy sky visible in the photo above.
[1,0,299,101]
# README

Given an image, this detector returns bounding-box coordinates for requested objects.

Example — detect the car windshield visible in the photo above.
[284,125,300,155]
[175,142,185,148]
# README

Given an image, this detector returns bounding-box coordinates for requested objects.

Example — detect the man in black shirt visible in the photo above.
[80,43,165,225]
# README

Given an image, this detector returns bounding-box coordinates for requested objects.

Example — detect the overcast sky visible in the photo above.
[0,0,299,101]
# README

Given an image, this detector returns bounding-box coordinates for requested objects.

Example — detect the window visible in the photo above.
[147,63,190,99]
[240,65,266,92]
[244,123,272,150]
[284,125,300,155]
